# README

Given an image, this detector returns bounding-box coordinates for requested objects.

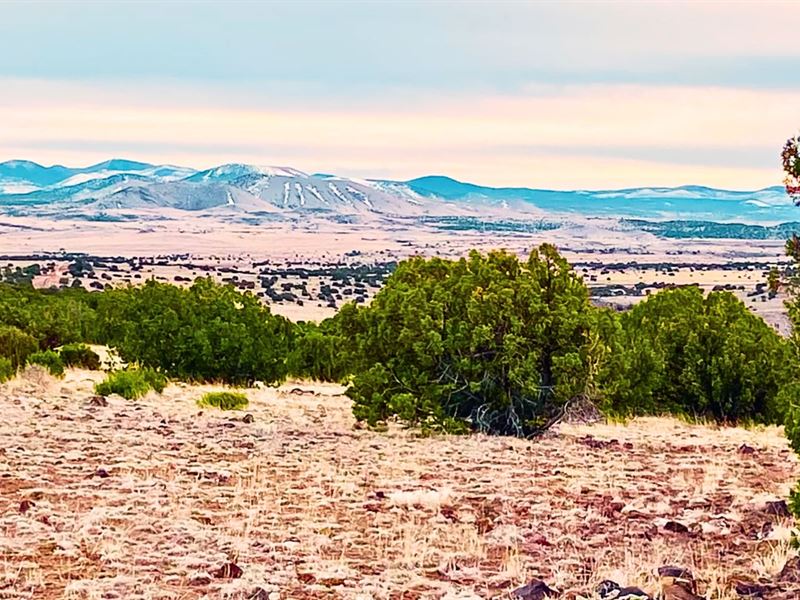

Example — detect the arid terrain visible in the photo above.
[0,215,793,331]
[1,368,799,599]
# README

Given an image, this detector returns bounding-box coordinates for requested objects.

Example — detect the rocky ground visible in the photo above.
[1,369,799,599]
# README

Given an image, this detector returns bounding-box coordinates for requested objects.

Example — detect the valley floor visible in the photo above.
[1,371,799,599]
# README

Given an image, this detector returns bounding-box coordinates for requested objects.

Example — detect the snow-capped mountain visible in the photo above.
[0,158,795,225]
[0,159,195,193]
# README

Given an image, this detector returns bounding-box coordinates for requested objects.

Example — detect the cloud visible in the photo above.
[1,1,798,90]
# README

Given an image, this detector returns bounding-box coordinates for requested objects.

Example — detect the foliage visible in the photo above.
[287,311,356,382]
[768,267,781,295]
[0,325,39,368]
[197,391,249,410]
[603,286,795,423]
[0,284,98,349]
[59,343,102,370]
[783,135,800,204]
[26,350,65,378]
[94,368,167,400]
[96,278,294,385]
[0,357,14,383]
[344,245,604,436]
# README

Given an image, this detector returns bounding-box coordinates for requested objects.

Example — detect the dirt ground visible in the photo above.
[1,369,798,599]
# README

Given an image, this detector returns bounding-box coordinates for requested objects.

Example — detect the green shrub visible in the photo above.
[96,278,294,385]
[197,391,249,411]
[95,368,167,400]
[0,324,38,368]
[601,286,795,424]
[345,245,605,437]
[287,315,354,382]
[59,343,101,370]
[27,350,65,378]
[0,357,14,383]
[0,284,98,349]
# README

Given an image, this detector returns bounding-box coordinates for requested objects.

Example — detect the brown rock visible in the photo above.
[86,395,108,407]
[777,556,800,583]
[511,579,559,600]
[248,589,270,600]
[738,443,756,455]
[734,581,771,597]
[19,499,34,514]
[94,468,110,478]
[242,413,255,424]
[763,500,792,519]
[661,583,703,600]
[658,566,696,593]
[213,562,244,579]
[663,521,690,534]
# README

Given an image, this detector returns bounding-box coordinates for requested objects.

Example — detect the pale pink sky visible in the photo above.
[2,1,799,189]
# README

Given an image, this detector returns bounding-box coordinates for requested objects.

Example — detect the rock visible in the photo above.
[86,395,108,407]
[663,521,690,534]
[661,583,703,600]
[510,579,559,600]
[248,588,271,600]
[18,499,34,514]
[657,566,696,592]
[596,580,651,599]
[189,572,212,586]
[242,413,255,424]
[763,500,792,518]
[94,468,110,478]
[777,556,800,583]
[213,562,244,579]
[734,581,772,597]
[738,444,756,455]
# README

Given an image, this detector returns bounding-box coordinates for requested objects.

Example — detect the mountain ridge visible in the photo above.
[0,158,794,225]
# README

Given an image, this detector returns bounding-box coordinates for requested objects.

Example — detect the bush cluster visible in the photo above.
[334,246,797,435]
[59,343,101,370]
[0,248,797,443]
[27,350,65,378]
[95,368,167,400]
[0,324,39,369]
[600,286,794,423]
[197,391,249,410]
[0,357,14,383]
[96,278,294,385]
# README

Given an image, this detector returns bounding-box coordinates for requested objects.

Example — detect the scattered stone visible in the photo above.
[242,413,255,424]
[248,588,271,600]
[763,500,791,518]
[661,583,703,600]
[777,556,800,583]
[657,566,696,593]
[18,499,34,514]
[734,581,771,597]
[596,580,651,599]
[94,468,110,478]
[738,444,756,455]
[663,521,690,534]
[86,395,108,407]
[213,562,244,579]
[510,578,559,600]
[189,572,212,586]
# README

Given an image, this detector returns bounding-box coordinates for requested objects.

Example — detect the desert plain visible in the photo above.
[0,215,799,599]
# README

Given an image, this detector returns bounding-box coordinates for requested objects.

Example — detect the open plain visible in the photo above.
[1,369,799,599]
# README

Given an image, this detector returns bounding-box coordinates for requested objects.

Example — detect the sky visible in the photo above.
[1,0,800,190]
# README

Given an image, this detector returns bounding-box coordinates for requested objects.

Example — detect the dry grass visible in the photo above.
[0,371,798,599]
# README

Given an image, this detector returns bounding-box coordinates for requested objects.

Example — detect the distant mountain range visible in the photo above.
[0,158,796,226]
